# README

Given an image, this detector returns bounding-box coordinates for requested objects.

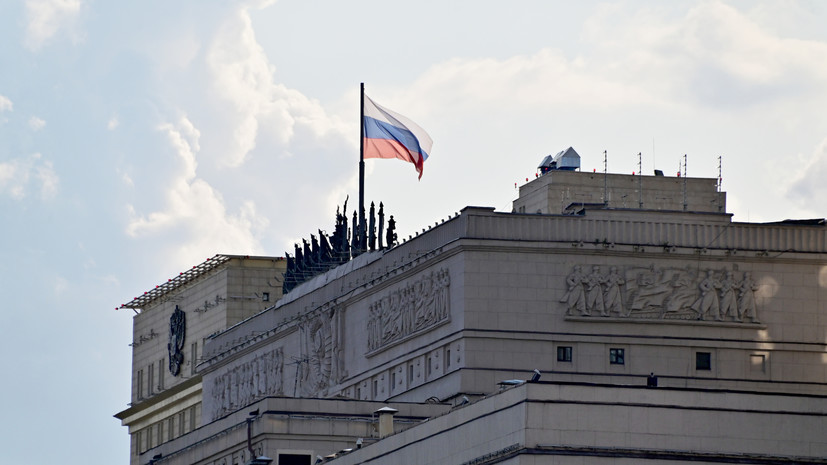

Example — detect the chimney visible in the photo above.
[375,406,398,438]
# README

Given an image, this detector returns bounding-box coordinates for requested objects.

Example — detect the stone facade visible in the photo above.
[115,255,286,465]
[123,170,827,465]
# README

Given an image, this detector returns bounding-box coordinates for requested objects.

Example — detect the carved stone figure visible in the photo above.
[719,271,739,321]
[560,266,587,316]
[561,264,762,325]
[738,272,760,323]
[366,268,451,353]
[692,270,722,321]
[585,265,606,316]
[602,266,625,316]
[209,347,284,420]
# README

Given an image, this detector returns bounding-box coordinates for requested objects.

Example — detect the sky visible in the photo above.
[1,0,827,463]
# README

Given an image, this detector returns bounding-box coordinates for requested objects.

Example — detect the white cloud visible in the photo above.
[0,95,12,112]
[126,116,268,267]
[0,153,59,200]
[25,0,82,51]
[204,4,350,167]
[403,1,827,118]
[29,116,46,131]
[107,115,119,130]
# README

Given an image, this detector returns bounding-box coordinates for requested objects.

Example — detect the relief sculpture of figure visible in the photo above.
[662,266,698,316]
[738,272,760,323]
[585,265,606,316]
[719,271,739,321]
[603,266,625,316]
[692,270,722,321]
[560,265,588,316]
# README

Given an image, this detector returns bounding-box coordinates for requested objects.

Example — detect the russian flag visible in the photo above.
[363,94,433,180]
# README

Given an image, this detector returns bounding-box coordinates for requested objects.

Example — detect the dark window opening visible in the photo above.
[609,348,625,365]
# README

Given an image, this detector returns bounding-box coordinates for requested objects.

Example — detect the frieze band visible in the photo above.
[561,264,760,323]
[367,268,450,354]
[209,347,284,420]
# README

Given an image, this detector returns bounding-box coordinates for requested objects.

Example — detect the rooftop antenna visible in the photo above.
[603,150,608,205]
[638,152,643,208]
[717,155,723,212]
[682,154,688,211]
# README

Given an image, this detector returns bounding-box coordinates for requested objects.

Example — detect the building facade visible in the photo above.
[115,255,287,465]
[119,168,827,465]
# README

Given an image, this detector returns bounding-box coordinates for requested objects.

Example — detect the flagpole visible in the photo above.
[359,82,366,255]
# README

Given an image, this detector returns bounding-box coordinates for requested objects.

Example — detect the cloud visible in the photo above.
[404,1,827,117]
[29,116,46,131]
[126,116,268,267]
[107,115,119,130]
[788,138,827,213]
[0,153,59,200]
[25,0,82,51]
[0,95,12,112]
[204,4,350,167]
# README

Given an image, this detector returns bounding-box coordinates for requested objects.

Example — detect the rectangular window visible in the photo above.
[426,357,432,376]
[189,405,197,431]
[557,346,573,362]
[137,369,144,400]
[135,430,142,455]
[167,417,174,441]
[148,363,155,395]
[372,379,378,398]
[750,354,766,373]
[609,348,625,365]
[158,359,165,390]
[191,342,198,376]
[356,386,361,400]
[156,422,163,446]
[278,454,312,465]
[262,292,270,302]
[178,411,186,436]
[446,349,451,368]
[390,371,396,390]
[408,364,414,382]
[696,352,711,371]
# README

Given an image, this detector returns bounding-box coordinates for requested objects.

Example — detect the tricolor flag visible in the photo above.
[363,94,433,180]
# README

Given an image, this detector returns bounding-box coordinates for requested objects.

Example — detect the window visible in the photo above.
[148,363,155,395]
[372,380,378,398]
[557,346,572,362]
[262,292,270,302]
[167,417,174,441]
[426,357,432,376]
[446,349,451,368]
[156,422,163,446]
[178,411,186,436]
[189,405,197,431]
[696,352,711,371]
[609,348,625,365]
[750,354,766,373]
[278,453,312,465]
[137,369,144,399]
[191,341,198,376]
[158,359,165,390]
[408,364,414,383]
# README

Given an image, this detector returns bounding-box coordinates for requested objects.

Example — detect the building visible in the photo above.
[115,255,287,465]
[117,158,827,465]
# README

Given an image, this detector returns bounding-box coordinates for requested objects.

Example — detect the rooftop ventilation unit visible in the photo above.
[539,147,581,174]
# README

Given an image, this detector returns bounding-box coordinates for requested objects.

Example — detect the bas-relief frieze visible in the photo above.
[561,264,761,323]
[210,347,284,419]
[297,307,344,397]
[366,268,450,354]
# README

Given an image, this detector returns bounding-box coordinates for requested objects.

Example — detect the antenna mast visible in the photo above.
[682,154,688,211]
[638,152,643,208]
[717,155,723,212]
[603,150,608,205]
